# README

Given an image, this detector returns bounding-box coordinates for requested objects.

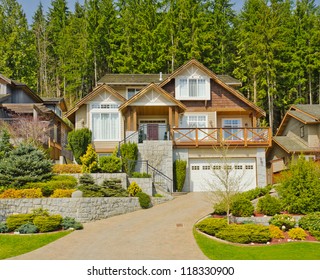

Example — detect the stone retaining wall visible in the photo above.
[128,178,153,196]
[230,215,303,226]
[69,173,128,187]
[0,196,172,223]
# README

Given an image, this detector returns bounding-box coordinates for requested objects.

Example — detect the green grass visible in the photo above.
[194,230,320,260]
[0,231,71,259]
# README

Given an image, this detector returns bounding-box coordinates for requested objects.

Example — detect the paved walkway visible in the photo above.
[11,193,213,260]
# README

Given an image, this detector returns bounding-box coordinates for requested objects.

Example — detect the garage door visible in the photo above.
[190,158,256,192]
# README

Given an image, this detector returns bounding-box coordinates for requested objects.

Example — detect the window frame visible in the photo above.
[176,76,210,100]
[126,88,141,100]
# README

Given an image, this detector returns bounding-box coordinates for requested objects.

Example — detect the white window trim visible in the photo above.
[90,102,121,141]
[126,87,141,100]
[175,76,210,100]
[222,118,243,140]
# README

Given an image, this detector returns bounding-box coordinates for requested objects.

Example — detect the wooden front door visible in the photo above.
[147,124,159,140]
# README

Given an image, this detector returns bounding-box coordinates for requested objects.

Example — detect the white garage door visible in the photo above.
[190,158,256,192]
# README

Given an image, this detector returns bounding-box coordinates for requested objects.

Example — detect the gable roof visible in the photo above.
[276,104,320,136]
[273,136,320,154]
[119,83,187,112]
[42,97,68,112]
[159,59,265,117]
[65,84,126,120]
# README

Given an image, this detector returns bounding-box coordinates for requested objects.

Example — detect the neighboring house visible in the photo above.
[267,104,320,183]
[0,74,72,162]
[66,59,271,192]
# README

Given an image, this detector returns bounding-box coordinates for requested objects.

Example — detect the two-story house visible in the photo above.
[66,59,271,192]
[267,104,320,183]
[0,74,72,162]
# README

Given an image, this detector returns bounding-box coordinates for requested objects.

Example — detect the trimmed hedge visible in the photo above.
[256,194,282,216]
[269,225,285,239]
[99,156,122,173]
[136,192,151,209]
[33,215,63,232]
[288,227,307,240]
[53,164,82,174]
[298,212,320,231]
[231,197,254,217]
[50,189,76,198]
[216,224,271,244]
[6,213,34,231]
[0,188,43,198]
[173,159,187,192]
[195,218,228,236]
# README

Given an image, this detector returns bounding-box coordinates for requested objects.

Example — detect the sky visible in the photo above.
[17,0,244,24]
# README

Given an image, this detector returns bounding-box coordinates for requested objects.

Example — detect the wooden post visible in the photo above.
[127,108,131,131]
[133,107,137,131]
[174,107,179,127]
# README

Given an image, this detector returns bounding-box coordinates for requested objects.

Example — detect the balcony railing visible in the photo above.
[172,127,271,147]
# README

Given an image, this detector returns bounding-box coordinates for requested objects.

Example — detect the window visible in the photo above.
[235,165,243,170]
[300,126,304,138]
[127,88,140,99]
[180,115,207,139]
[245,165,254,170]
[176,77,209,100]
[203,166,210,170]
[192,166,200,170]
[91,103,120,141]
[212,165,221,170]
[222,119,242,140]
[0,83,6,95]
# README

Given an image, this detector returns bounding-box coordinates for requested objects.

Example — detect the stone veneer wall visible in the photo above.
[70,173,128,187]
[0,196,172,223]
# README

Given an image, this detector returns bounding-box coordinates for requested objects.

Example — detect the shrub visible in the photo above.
[0,129,13,159]
[79,173,95,185]
[213,200,227,215]
[120,142,138,175]
[99,156,122,173]
[136,192,151,209]
[0,143,52,187]
[298,212,320,231]
[269,214,296,231]
[53,164,82,174]
[128,181,142,197]
[67,128,92,164]
[173,160,187,192]
[256,194,282,216]
[61,217,83,230]
[241,185,272,201]
[231,197,254,217]
[269,225,285,239]
[80,144,99,173]
[0,222,8,233]
[276,157,320,214]
[0,188,43,198]
[216,224,271,244]
[50,189,76,198]
[154,193,163,198]
[288,227,307,240]
[195,218,228,236]
[33,215,63,232]
[310,230,320,241]
[6,213,34,231]
[131,172,151,178]
[17,222,38,234]
[24,175,78,197]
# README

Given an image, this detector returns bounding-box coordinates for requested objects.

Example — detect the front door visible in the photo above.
[147,124,159,140]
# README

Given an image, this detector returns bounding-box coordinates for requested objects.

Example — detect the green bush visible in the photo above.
[298,212,320,231]
[33,215,62,233]
[0,222,8,233]
[131,172,151,178]
[0,143,52,187]
[213,200,227,215]
[67,128,92,164]
[128,181,142,197]
[61,217,83,230]
[216,224,271,244]
[0,129,13,159]
[269,214,296,231]
[195,217,228,236]
[276,157,320,214]
[136,192,151,209]
[120,142,138,175]
[24,175,78,197]
[231,197,254,217]
[6,213,34,231]
[17,222,38,234]
[269,225,285,239]
[173,160,187,192]
[288,227,307,240]
[79,173,95,185]
[241,186,272,201]
[80,144,99,173]
[310,230,320,241]
[99,156,122,173]
[101,179,128,197]
[256,194,282,216]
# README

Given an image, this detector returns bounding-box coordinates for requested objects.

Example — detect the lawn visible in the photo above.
[194,230,320,260]
[0,231,71,259]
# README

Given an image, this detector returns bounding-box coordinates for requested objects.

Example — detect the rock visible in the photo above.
[72,190,83,198]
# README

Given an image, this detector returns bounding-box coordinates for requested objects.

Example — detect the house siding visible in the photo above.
[283,118,307,143]
[75,104,88,129]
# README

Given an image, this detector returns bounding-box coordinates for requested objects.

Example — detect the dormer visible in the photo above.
[175,66,210,100]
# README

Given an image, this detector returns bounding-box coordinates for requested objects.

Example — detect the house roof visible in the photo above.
[98,73,242,87]
[65,84,126,121]
[42,97,68,112]
[277,104,320,136]
[159,59,265,117]
[2,103,52,114]
[273,136,320,154]
[118,83,187,112]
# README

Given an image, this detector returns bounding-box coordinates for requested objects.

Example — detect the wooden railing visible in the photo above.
[171,127,271,147]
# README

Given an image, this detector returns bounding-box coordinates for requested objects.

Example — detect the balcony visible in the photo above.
[172,127,271,147]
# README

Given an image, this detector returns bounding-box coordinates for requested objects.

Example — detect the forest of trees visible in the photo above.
[0,0,320,129]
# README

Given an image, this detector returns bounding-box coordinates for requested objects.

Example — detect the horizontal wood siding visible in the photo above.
[75,104,87,129]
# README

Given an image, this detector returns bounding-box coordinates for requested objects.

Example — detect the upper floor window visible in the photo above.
[176,76,210,100]
[127,88,140,99]
[0,83,6,95]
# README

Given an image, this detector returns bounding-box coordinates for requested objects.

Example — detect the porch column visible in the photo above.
[252,112,257,127]
[168,106,173,127]
[132,107,137,131]
[174,107,179,127]
[127,108,132,131]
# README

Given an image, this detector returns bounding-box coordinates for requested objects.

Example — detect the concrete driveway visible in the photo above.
[11,193,213,260]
